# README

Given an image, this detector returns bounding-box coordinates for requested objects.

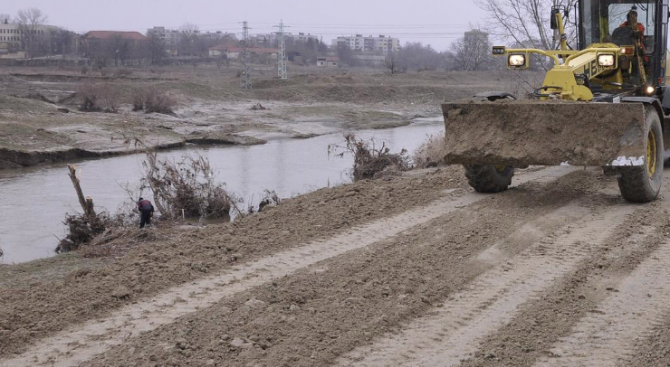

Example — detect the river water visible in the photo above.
[0,120,444,264]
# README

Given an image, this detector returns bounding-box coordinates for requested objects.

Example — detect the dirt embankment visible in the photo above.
[0,167,468,359]
[3,165,670,367]
[0,134,263,170]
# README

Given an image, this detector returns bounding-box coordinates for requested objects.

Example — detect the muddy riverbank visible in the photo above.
[0,67,526,170]
[0,120,444,264]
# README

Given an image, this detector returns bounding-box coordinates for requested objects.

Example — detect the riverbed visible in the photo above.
[0,120,444,264]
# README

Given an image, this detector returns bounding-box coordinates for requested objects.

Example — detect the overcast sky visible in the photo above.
[3,0,488,50]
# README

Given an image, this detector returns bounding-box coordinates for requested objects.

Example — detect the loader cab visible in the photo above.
[578,0,669,86]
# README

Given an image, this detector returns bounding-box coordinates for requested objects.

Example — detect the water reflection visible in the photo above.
[0,121,444,264]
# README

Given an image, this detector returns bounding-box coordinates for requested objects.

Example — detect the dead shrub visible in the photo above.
[248,190,281,214]
[55,212,122,253]
[250,103,267,111]
[131,89,147,111]
[77,83,121,113]
[132,87,176,114]
[259,190,280,212]
[142,152,239,221]
[330,133,411,181]
[113,68,133,78]
[414,133,447,168]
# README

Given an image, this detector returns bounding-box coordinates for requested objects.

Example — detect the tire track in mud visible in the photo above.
[0,167,577,367]
[533,239,670,367]
[435,170,670,367]
[335,200,638,367]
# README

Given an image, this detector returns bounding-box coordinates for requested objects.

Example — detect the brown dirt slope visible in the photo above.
[78,170,601,367]
[0,167,467,359]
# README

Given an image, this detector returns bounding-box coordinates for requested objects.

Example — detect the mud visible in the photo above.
[627,313,670,367]
[0,167,468,359]
[71,168,589,367]
[0,68,523,170]
[0,135,263,169]
[457,203,669,367]
[3,165,670,367]
[442,100,647,167]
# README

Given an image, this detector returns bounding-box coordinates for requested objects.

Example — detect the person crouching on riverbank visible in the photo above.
[137,198,155,229]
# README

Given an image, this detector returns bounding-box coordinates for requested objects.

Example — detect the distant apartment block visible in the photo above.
[291,32,320,43]
[252,32,319,46]
[332,34,399,53]
[0,23,57,55]
[147,26,181,49]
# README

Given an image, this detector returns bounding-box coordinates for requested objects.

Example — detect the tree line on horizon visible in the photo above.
[4,0,568,72]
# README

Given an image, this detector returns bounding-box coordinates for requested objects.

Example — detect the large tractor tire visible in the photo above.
[464,165,515,193]
[616,106,664,203]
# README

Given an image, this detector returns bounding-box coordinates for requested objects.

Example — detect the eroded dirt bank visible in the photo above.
[0,67,524,169]
[3,165,670,367]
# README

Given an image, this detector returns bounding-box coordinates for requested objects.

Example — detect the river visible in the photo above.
[0,120,444,264]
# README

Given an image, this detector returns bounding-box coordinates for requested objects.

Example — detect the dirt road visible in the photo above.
[2,166,670,367]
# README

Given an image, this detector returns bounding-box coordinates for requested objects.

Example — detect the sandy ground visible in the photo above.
[2,164,670,367]
[0,65,524,168]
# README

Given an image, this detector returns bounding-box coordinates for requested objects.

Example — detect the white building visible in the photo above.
[290,32,319,43]
[0,22,56,55]
[147,26,181,48]
[316,56,339,67]
[252,31,319,46]
[332,34,399,53]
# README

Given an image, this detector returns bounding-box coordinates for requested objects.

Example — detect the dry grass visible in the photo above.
[414,133,447,168]
[76,83,121,113]
[55,211,128,254]
[132,87,177,114]
[142,152,239,221]
[331,133,411,181]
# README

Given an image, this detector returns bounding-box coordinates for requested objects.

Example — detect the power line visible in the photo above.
[241,21,252,90]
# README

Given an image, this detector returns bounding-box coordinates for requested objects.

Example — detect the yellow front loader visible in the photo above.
[443,0,670,202]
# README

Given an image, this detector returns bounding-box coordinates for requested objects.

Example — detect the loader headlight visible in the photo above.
[508,54,527,67]
[645,85,656,95]
[598,54,615,67]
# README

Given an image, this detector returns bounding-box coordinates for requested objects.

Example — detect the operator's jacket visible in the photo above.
[620,21,648,57]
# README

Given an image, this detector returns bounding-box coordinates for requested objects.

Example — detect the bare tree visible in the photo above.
[476,0,578,51]
[395,42,443,72]
[107,34,131,66]
[179,23,199,34]
[0,14,10,24]
[385,52,398,74]
[48,28,77,56]
[146,33,166,65]
[448,29,494,71]
[178,23,208,57]
[16,8,48,57]
[336,43,356,66]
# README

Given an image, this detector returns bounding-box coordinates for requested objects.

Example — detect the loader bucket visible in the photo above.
[442,100,648,167]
